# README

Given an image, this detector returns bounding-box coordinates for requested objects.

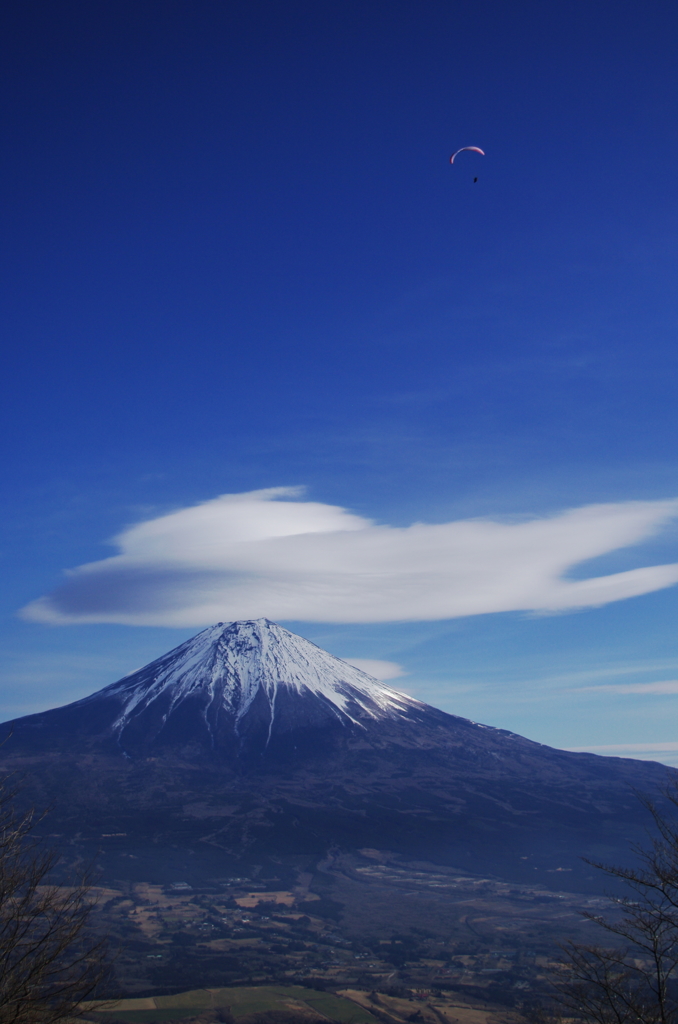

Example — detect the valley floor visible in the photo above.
[85,849,613,1003]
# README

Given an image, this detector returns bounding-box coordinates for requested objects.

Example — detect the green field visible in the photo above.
[90,985,378,1024]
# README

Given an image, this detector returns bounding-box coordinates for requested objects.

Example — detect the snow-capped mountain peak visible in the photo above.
[73,619,422,755]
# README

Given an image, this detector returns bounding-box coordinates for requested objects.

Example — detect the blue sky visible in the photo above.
[2,0,678,762]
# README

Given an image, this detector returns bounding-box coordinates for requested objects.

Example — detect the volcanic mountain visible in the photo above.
[1,619,673,888]
[5,619,425,759]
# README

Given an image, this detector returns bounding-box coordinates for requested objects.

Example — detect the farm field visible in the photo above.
[87,985,378,1023]
[87,982,518,1024]
[339,988,513,1024]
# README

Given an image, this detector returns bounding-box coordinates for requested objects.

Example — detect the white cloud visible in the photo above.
[576,680,678,695]
[343,659,407,680]
[20,487,678,627]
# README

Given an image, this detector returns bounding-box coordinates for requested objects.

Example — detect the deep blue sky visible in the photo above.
[2,1,678,761]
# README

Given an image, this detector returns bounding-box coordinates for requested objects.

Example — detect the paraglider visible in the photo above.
[449,146,485,164]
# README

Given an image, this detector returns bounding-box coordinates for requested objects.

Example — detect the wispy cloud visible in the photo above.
[343,659,406,680]
[537,662,678,685]
[575,680,678,695]
[569,742,678,753]
[20,488,678,627]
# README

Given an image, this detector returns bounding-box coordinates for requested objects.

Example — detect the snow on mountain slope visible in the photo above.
[65,619,423,753]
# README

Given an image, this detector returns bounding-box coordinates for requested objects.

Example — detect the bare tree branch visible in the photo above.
[551,784,678,1024]
[0,777,111,1024]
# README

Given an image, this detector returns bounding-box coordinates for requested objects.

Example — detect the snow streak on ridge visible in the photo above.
[76,619,421,738]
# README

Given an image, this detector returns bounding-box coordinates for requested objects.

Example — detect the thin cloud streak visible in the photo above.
[575,680,678,695]
[20,488,678,627]
[535,662,678,685]
[343,659,406,680]
[569,742,678,753]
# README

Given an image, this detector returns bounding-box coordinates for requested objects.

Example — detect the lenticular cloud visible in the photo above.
[21,487,678,626]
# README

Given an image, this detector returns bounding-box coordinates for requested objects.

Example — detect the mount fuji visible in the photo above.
[5,619,432,758]
[1,620,674,887]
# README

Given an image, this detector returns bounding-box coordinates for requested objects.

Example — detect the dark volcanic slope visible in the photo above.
[0,619,673,888]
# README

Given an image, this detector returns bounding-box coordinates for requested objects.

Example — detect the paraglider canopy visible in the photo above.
[450,146,485,164]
